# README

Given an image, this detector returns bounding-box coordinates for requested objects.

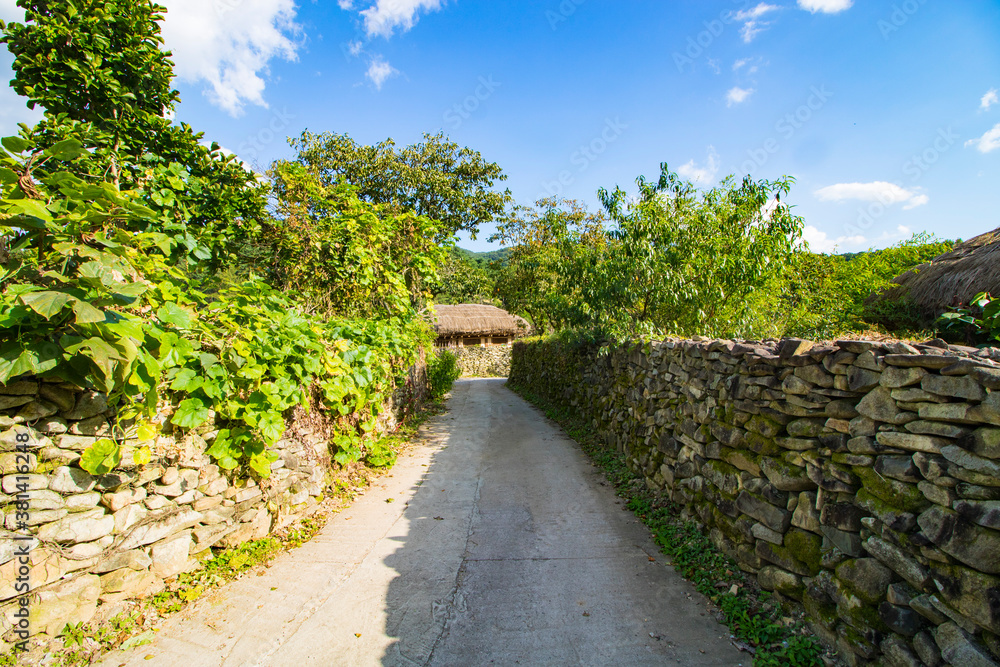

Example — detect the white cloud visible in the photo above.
[159,0,300,117]
[677,146,720,186]
[726,86,755,107]
[347,40,365,56]
[814,181,929,209]
[981,88,999,111]
[802,226,867,253]
[797,0,853,14]
[366,57,398,90]
[965,123,1000,154]
[734,3,779,43]
[355,0,444,38]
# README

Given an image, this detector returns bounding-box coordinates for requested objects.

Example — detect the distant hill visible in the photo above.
[453,246,511,267]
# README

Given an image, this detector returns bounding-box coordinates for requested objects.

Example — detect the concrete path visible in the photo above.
[99,379,743,667]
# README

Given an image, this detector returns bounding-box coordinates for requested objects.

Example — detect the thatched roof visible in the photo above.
[868,227,1000,318]
[432,304,531,337]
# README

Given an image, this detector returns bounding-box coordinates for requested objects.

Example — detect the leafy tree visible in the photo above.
[288,130,512,240]
[491,198,606,333]
[1,0,266,263]
[584,165,804,338]
[432,248,495,305]
[264,160,446,319]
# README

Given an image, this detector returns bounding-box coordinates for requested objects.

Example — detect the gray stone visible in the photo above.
[119,508,203,550]
[887,581,918,606]
[795,364,836,387]
[857,387,909,424]
[65,492,102,511]
[37,507,115,544]
[971,367,1000,390]
[151,532,193,579]
[760,457,815,491]
[61,390,109,420]
[970,428,1000,459]
[160,467,179,485]
[956,482,1000,500]
[879,602,925,637]
[0,394,32,411]
[736,491,791,532]
[934,622,999,667]
[881,366,928,389]
[99,567,157,598]
[911,595,951,625]
[885,354,957,369]
[913,452,949,480]
[876,431,948,454]
[954,499,1000,530]
[49,466,97,493]
[855,349,887,371]
[751,522,784,545]
[93,549,152,574]
[849,416,879,438]
[864,536,930,589]
[905,419,971,439]
[919,402,976,423]
[880,636,922,667]
[919,480,956,506]
[113,502,149,534]
[191,523,237,553]
[922,374,988,401]
[16,399,59,421]
[826,399,859,419]
[757,565,803,595]
[918,505,1000,573]
[875,454,921,482]
[6,507,67,528]
[912,629,943,667]
[36,416,69,434]
[56,434,99,451]
[1,473,47,493]
[69,415,111,436]
[969,392,1000,425]
[786,418,827,437]
[38,384,76,411]
[848,366,882,392]
[836,557,893,603]
[0,380,38,395]
[102,487,147,512]
[820,524,862,557]
[942,444,1000,477]
[0,451,36,474]
[31,573,101,636]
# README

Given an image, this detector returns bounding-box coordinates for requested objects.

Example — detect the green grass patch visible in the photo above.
[509,381,824,667]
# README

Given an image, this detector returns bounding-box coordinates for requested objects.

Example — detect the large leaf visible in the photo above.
[71,299,106,324]
[171,397,210,429]
[157,302,193,329]
[45,138,86,161]
[21,291,73,319]
[1,136,30,153]
[79,438,122,476]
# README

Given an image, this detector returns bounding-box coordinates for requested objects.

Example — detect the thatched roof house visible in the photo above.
[868,227,1000,319]
[431,304,531,347]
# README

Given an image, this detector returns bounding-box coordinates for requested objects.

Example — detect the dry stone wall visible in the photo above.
[511,337,1000,667]
[0,358,427,650]
[453,344,511,377]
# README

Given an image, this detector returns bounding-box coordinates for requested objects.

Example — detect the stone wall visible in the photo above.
[453,344,511,377]
[0,358,426,650]
[511,337,1000,666]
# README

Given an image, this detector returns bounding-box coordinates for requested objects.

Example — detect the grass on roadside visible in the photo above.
[508,382,826,667]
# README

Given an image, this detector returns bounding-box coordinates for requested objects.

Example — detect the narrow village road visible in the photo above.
[100,379,743,667]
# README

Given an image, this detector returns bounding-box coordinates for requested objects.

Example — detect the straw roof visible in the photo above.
[867,227,1000,319]
[432,304,531,337]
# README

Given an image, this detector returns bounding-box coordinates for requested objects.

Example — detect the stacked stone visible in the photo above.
[511,337,1000,666]
[454,345,512,378]
[0,381,331,647]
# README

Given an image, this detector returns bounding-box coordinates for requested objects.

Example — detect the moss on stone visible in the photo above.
[784,528,823,575]
[853,466,928,514]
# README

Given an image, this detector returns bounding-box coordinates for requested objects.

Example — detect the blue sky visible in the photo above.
[2,0,999,253]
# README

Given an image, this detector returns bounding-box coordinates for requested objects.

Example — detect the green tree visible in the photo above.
[432,248,494,305]
[585,165,803,338]
[490,198,606,333]
[1,0,266,263]
[264,160,446,319]
[288,130,512,240]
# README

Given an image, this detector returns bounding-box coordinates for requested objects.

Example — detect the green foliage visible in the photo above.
[432,247,495,305]
[288,130,512,240]
[427,349,461,399]
[938,291,1000,345]
[490,197,606,333]
[264,160,446,319]
[772,233,953,338]
[1,0,267,264]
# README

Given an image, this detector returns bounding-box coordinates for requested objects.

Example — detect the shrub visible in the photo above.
[427,350,461,399]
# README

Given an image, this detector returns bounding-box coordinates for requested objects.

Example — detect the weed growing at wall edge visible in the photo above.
[508,382,826,667]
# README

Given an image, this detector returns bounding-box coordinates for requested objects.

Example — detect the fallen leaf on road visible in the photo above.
[355,633,362,638]
[434,516,444,520]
